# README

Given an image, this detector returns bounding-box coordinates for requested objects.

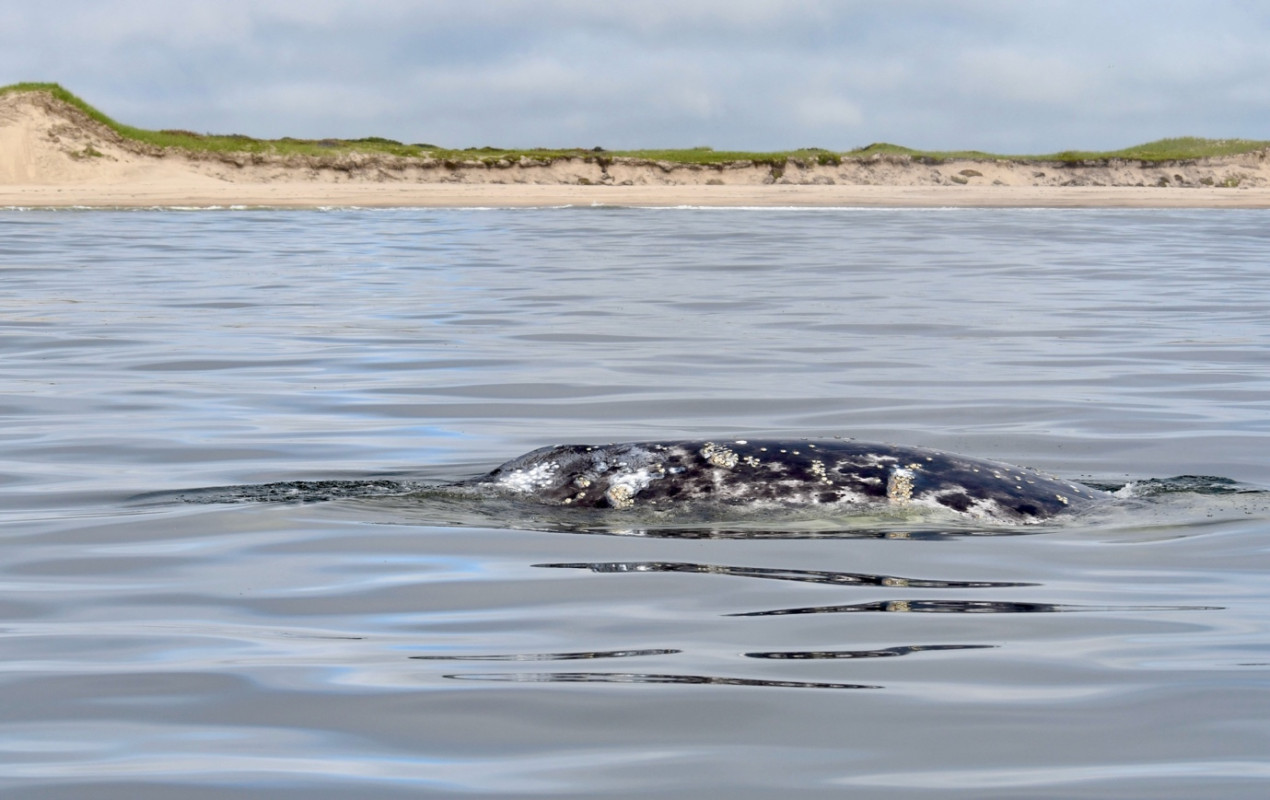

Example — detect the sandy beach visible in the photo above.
[4,89,1270,209]
[7,181,1270,209]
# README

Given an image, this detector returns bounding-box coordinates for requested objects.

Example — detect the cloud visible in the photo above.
[955,49,1096,107]
[793,95,864,132]
[2,0,1269,152]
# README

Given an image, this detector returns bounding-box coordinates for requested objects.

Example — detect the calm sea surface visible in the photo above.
[2,206,1269,799]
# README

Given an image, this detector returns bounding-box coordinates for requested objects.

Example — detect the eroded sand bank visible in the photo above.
[4,90,1269,209]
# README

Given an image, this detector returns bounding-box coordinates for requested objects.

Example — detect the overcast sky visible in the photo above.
[3,0,1268,153]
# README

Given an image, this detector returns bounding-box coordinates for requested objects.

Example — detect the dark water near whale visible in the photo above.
[2,206,1269,798]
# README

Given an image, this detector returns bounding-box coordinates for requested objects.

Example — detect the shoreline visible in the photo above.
[6,183,1270,209]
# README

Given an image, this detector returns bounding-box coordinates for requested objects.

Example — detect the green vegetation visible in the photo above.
[0,82,434,159]
[1042,137,1270,162]
[4,82,1269,165]
[844,138,1270,163]
[845,142,1008,161]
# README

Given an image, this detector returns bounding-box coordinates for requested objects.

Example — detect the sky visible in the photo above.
[3,0,1269,153]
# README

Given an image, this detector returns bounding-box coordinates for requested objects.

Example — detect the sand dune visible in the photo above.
[3,90,1269,208]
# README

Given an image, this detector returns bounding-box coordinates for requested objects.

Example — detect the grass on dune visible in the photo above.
[4,82,1268,165]
[846,139,1270,162]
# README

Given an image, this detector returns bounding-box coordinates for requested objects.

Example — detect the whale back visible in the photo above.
[462,439,1106,523]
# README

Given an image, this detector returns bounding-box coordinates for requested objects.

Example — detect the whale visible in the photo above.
[455,439,1107,523]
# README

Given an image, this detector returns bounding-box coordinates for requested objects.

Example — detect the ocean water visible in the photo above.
[2,206,1269,799]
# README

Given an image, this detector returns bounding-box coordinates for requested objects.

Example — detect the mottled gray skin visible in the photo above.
[459,439,1107,523]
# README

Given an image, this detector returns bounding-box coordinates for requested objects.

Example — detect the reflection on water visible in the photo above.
[535,559,1034,587]
[411,648,681,661]
[444,672,881,689]
[416,643,995,689]
[747,643,996,660]
[731,599,1221,616]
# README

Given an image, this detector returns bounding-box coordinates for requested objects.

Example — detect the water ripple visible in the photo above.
[535,560,1033,588]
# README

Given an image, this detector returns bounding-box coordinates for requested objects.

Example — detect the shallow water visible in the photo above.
[2,207,1269,798]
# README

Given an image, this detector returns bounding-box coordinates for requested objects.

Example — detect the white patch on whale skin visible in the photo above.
[497,461,560,493]
[904,491,1007,521]
[861,452,901,467]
